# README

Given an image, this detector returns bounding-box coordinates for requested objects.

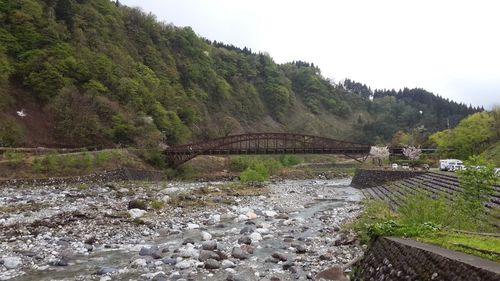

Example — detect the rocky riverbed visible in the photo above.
[0,178,364,281]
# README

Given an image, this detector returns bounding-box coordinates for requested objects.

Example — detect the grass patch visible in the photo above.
[240,163,269,183]
[2,150,25,168]
[481,141,500,166]
[166,182,269,208]
[150,199,165,210]
[29,149,134,176]
[347,199,398,243]
[350,198,500,260]
[167,192,209,208]
[416,232,500,262]
[219,182,270,197]
[229,155,303,183]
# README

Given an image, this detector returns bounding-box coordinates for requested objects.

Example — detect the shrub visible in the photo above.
[240,163,269,183]
[4,151,24,168]
[31,158,44,173]
[398,191,452,227]
[45,153,60,172]
[128,199,147,210]
[150,200,165,210]
[279,155,303,167]
[138,148,166,169]
[455,155,498,230]
[229,156,254,172]
[368,220,440,238]
[0,118,25,147]
[229,156,282,175]
[95,150,113,166]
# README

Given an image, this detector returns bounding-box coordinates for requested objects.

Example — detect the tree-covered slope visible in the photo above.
[0,0,479,148]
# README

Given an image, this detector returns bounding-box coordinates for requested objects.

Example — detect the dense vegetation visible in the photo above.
[429,106,500,159]
[0,0,480,149]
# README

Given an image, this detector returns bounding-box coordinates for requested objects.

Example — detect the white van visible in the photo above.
[439,159,463,171]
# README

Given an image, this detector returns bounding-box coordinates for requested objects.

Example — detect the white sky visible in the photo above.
[121,0,500,109]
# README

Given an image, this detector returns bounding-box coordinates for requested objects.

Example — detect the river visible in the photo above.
[0,178,364,281]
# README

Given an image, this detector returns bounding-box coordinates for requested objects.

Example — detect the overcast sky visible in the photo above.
[121,0,499,109]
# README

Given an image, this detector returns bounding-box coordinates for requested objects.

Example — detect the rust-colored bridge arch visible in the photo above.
[164,133,372,168]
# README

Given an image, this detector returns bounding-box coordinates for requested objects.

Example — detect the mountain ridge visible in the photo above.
[0,0,480,148]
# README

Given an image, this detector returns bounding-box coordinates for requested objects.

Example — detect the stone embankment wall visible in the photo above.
[350,168,426,189]
[0,168,166,187]
[353,237,500,281]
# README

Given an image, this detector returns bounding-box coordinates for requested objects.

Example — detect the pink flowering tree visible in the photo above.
[370,146,390,166]
[402,146,422,161]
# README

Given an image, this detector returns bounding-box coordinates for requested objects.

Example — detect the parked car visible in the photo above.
[402,163,410,170]
[439,159,463,171]
[391,163,398,169]
[449,164,465,172]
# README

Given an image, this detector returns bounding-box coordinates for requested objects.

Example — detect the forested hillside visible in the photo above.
[0,0,480,148]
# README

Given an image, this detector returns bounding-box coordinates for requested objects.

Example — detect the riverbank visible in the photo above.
[0,178,363,281]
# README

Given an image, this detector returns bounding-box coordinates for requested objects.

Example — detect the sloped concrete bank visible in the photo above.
[350,168,426,189]
[351,170,500,281]
[353,237,500,281]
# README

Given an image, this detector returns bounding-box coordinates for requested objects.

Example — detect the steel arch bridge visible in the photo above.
[164,133,372,168]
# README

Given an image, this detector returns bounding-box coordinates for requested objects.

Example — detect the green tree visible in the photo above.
[25,62,66,101]
[220,116,241,136]
[455,156,498,229]
[430,112,494,158]
[491,105,500,140]
[49,87,104,146]
[0,47,12,108]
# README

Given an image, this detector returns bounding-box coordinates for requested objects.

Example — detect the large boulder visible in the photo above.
[2,257,22,269]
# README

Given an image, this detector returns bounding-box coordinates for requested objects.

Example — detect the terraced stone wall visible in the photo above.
[350,169,426,189]
[353,237,500,281]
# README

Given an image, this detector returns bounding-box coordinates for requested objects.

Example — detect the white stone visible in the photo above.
[249,232,262,243]
[210,214,221,224]
[128,208,147,219]
[237,214,248,221]
[100,277,112,281]
[263,210,277,217]
[245,212,257,220]
[117,188,129,193]
[141,271,165,279]
[221,260,236,269]
[201,231,212,241]
[179,244,199,259]
[175,259,197,269]
[3,257,22,269]
[131,258,147,267]
[256,228,270,234]
[238,207,254,214]
[186,223,200,229]
[161,195,170,203]
[160,187,181,194]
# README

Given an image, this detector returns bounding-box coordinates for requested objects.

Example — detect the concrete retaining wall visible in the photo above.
[350,168,426,189]
[0,168,166,187]
[353,237,500,281]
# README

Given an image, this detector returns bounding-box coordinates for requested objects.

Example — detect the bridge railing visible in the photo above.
[164,133,372,167]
